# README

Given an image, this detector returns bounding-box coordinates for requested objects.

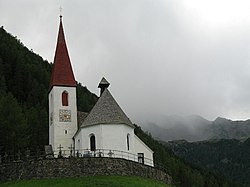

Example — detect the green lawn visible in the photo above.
[0,176,171,187]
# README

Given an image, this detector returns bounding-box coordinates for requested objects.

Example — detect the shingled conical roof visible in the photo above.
[49,16,77,91]
[80,88,134,128]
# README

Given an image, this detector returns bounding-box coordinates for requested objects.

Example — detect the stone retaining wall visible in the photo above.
[0,157,172,184]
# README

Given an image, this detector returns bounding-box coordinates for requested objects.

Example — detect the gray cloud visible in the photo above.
[1,0,250,125]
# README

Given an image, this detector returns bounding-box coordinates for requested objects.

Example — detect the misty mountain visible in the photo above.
[143,115,250,142]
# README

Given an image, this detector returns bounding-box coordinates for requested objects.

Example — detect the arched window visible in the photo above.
[62,91,68,106]
[90,134,96,151]
[127,134,130,151]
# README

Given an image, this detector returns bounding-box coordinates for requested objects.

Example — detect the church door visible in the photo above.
[90,135,96,151]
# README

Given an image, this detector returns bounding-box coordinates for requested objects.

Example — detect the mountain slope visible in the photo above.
[167,138,250,186]
[135,125,239,187]
[209,117,250,140]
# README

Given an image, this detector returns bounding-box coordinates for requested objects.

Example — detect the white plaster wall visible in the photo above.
[79,125,102,153]
[134,135,154,166]
[49,86,78,154]
[101,124,135,153]
[79,124,134,151]
[76,123,154,166]
[74,131,82,154]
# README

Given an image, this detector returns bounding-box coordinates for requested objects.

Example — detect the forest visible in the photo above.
[167,138,250,186]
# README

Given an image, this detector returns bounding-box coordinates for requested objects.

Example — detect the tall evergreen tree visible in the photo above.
[0,92,27,152]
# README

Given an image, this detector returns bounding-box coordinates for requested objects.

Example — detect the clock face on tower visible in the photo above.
[59,109,71,122]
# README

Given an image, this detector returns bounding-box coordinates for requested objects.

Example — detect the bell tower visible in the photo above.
[49,15,78,154]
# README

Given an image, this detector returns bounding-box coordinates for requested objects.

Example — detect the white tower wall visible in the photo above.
[49,86,77,154]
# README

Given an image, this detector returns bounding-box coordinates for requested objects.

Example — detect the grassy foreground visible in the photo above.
[0,176,171,187]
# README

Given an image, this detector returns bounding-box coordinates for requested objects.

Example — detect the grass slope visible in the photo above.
[0,176,171,187]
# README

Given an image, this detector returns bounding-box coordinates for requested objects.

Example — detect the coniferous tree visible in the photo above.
[0,92,27,152]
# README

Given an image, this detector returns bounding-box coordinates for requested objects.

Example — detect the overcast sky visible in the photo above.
[1,0,250,124]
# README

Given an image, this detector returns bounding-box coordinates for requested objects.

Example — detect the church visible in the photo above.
[48,16,154,166]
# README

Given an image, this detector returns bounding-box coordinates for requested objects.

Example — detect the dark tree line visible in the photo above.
[168,138,250,186]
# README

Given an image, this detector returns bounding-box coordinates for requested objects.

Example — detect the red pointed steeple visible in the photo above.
[49,16,77,91]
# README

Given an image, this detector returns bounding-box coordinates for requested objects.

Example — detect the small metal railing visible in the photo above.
[0,148,168,172]
[53,148,154,166]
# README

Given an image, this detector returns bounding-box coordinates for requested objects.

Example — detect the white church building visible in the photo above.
[49,16,154,166]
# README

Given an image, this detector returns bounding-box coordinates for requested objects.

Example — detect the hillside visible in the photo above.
[0,26,98,152]
[167,139,250,186]
[0,26,241,187]
[143,115,250,142]
[135,125,240,187]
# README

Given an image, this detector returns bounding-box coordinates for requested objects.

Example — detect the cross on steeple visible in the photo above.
[59,7,63,18]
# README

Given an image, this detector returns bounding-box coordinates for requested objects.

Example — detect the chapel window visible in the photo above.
[127,134,130,151]
[62,91,68,106]
[90,134,96,151]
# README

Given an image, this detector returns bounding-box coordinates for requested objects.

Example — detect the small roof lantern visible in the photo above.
[98,77,110,96]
